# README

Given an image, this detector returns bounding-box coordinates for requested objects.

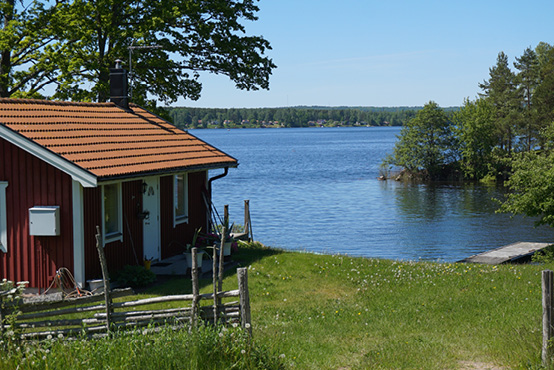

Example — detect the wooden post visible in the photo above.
[191,247,199,327]
[543,269,554,366]
[218,205,227,295]
[212,242,219,325]
[95,226,113,333]
[244,200,253,242]
[237,267,252,336]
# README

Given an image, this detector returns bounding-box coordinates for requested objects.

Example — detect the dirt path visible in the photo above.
[458,361,506,370]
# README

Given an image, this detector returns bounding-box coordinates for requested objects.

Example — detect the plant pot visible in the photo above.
[143,260,152,270]
[185,250,205,269]
[87,279,104,293]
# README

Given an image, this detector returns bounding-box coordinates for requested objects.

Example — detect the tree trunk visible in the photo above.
[0,0,15,97]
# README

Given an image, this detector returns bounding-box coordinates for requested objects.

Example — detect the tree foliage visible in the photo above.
[0,0,275,107]
[169,106,420,128]
[499,124,554,228]
[478,51,521,153]
[387,42,554,184]
[452,98,497,180]
[0,0,62,98]
[385,101,455,180]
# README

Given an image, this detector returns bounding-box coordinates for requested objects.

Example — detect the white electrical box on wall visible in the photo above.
[29,206,60,236]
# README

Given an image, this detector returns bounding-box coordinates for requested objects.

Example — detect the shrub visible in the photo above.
[113,265,156,288]
[532,244,554,263]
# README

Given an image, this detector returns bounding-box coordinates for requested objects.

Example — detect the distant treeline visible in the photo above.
[168,106,459,129]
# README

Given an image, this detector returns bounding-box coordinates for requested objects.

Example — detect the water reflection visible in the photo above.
[391,181,551,261]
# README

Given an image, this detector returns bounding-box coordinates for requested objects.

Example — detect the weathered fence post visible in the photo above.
[191,247,200,327]
[212,241,219,325]
[237,267,252,336]
[543,269,554,366]
[244,200,253,242]
[95,226,113,333]
[218,205,228,294]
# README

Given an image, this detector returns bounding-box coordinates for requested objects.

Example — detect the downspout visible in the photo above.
[207,167,229,230]
[208,167,229,195]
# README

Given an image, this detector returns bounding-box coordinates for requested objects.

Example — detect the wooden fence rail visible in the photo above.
[0,268,250,340]
[0,227,252,341]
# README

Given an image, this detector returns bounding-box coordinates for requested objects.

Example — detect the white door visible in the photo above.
[142,176,160,261]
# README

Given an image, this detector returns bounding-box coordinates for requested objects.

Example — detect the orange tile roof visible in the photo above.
[0,98,237,180]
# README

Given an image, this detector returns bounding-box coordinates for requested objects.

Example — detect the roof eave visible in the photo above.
[96,161,239,183]
[0,124,98,188]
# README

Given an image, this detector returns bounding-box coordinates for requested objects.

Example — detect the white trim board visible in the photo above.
[0,181,7,253]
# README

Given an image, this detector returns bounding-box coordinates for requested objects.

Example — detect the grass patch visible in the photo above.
[2,241,551,369]
[0,324,284,370]
[230,243,547,369]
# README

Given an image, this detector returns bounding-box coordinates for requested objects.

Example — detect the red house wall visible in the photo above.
[160,171,208,258]
[0,138,74,288]
[83,180,143,280]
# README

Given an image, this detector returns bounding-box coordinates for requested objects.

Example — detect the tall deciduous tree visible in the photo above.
[51,0,275,107]
[386,101,455,180]
[0,0,61,98]
[453,98,497,180]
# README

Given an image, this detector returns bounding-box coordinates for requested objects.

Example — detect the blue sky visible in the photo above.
[175,0,554,109]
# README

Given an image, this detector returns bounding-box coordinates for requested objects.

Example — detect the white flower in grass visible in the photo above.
[279,354,286,359]
[241,349,246,354]
[46,334,52,340]
[232,323,239,328]
[244,323,251,329]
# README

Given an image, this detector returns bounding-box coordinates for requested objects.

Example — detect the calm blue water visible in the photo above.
[192,127,553,262]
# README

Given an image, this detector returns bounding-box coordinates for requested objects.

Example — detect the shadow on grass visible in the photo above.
[139,241,284,296]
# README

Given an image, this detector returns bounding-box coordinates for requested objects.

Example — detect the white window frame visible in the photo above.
[174,173,189,226]
[102,182,123,245]
[0,181,7,253]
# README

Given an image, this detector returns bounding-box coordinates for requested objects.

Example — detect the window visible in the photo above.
[102,183,122,243]
[0,181,7,253]
[174,173,188,225]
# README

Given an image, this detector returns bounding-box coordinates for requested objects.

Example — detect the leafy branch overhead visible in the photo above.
[0,0,276,105]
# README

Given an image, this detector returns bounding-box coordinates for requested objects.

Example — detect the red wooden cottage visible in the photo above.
[0,66,237,288]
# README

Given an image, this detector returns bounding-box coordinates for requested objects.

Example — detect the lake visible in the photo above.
[191,126,553,262]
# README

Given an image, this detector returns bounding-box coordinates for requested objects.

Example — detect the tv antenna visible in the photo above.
[127,42,162,98]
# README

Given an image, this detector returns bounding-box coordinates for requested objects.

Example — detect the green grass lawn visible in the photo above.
[224,243,548,369]
[2,242,552,369]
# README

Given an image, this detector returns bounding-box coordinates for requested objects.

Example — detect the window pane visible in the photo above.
[104,184,119,235]
[175,175,185,218]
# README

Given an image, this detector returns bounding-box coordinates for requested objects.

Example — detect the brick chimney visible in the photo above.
[109,59,130,110]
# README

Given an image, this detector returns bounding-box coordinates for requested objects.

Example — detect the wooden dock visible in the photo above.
[459,242,551,264]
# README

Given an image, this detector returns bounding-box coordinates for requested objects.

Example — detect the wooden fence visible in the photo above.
[542,269,554,366]
[0,228,251,340]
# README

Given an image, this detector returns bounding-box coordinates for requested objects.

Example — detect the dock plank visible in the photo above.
[460,242,551,264]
